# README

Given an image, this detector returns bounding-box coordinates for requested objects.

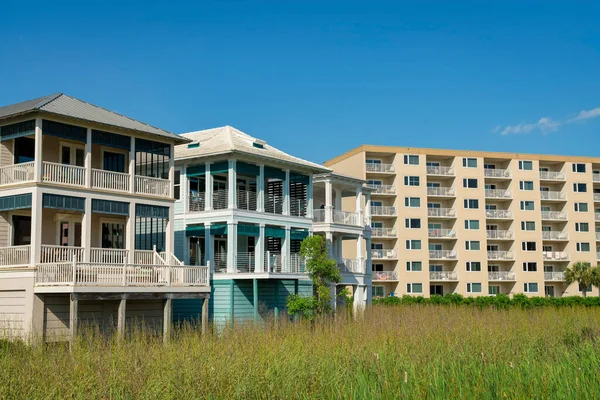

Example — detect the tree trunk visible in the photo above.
[583,288,587,298]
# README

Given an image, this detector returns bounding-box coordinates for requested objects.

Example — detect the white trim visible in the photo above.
[59,140,85,166]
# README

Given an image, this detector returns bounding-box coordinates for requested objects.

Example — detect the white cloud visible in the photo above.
[568,107,600,122]
[500,117,559,136]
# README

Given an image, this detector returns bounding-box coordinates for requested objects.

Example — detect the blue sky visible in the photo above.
[1,1,599,164]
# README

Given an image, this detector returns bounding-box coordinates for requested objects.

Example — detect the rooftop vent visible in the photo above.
[187,141,200,149]
[252,139,266,149]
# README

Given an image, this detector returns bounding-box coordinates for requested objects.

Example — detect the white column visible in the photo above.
[204,223,213,273]
[34,118,43,183]
[85,128,92,189]
[129,137,135,194]
[325,179,333,223]
[258,164,265,212]
[334,188,342,211]
[283,226,291,272]
[205,162,213,211]
[335,236,343,262]
[226,222,237,273]
[326,232,333,258]
[81,198,92,262]
[365,191,372,226]
[255,224,265,273]
[283,169,290,216]
[168,144,175,198]
[228,159,237,209]
[181,164,188,213]
[126,202,136,263]
[307,176,314,219]
[165,205,175,256]
[355,187,363,225]
[357,233,364,268]
[30,188,42,265]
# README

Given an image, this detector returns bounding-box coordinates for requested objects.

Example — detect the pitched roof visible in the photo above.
[175,125,331,173]
[0,93,190,144]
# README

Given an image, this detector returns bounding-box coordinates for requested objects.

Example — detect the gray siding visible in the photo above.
[0,290,26,337]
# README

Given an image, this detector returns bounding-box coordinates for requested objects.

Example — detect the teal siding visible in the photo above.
[173,220,185,261]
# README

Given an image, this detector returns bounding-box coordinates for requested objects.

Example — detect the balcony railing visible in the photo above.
[428,208,456,218]
[0,162,35,186]
[40,245,85,264]
[487,251,514,260]
[92,169,130,192]
[371,227,397,237]
[594,194,600,202]
[188,193,206,212]
[0,245,31,266]
[371,206,396,216]
[426,166,455,176]
[596,232,600,241]
[237,189,258,211]
[484,168,511,178]
[539,171,565,181]
[428,229,457,239]
[371,249,397,259]
[264,194,283,214]
[429,271,458,281]
[485,189,511,199]
[427,187,455,197]
[133,250,164,265]
[369,184,396,195]
[542,251,569,261]
[485,210,513,219]
[339,258,365,274]
[429,250,457,260]
[366,163,395,173]
[542,231,569,241]
[235,252,256,273]
[372,271,398,281]
[135,175,170,197]
[541,211,567,221]
[90,248,129,264]
[488,271,516,281]
[289,196,308,217]
[544,272,566,281]
[540,191,566,201]
[593,173,600,183]
[595,213,600,222]
[213,189,229,210]
[42,161,86,187]
[486,230,514,240]
[333,210,361,226]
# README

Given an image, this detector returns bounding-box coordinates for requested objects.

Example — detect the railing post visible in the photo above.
[72,258,76,285]
[267,251,271,273]
[122,257,127,286]
[167,266,172,286]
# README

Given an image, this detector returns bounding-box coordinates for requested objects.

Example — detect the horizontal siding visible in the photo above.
[44,295,70,341]
[0,212,8,248]
[0,290,26,337]
[174,219,186,262]
[174,201,184,215]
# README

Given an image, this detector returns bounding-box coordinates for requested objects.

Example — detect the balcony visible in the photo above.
[371,206,396,217]
[539,171,566,181]
[540,191,566,201]
[485,189,511,199]
[542,251,569,261]
[427,187,455,197]
[428,229,457,239]
[333,210,361,226]
[369,184,396,195]
[0,162,35,186]
[597,232,600,241]
[338,258,365,274]
[426,166,455,177]
[541,211,567,221]
[485,210,513,219]
[428,208,456,218]
[593,173,600,183]
[596,213,600,222]
[371,249,397,259]
[0,245,31,267]
[484,168,511,179]
[544,272,566,281]
[429,250,457,260]
[366,163,395,173]
[488,271,516,281]
[486,230,514,240]
[543,231,569,241]
[371,227,397,238]
[487,251,514,261]
[372,271,399,281]
[429,271,459,281]
[594,194,600,202]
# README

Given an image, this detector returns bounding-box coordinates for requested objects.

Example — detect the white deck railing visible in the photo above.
[237,189,258,211]
[542,251,569,261]
[427,187,455,197]
[485,189,511,199]
[542,231,569,241]
[290,196,307,217]
[188,193,206,212]
[372,271,398,281]
[366,163,395,173]
[312,209,326,223]
[159,252,184,266]
[429,271,458,281]
[429,250,457,260]
[593,173,600,183]
[333,210,361,226]
[484,168,511,178]
[487,251,514,260]
[133,250,156,265]
[90,248,129,264]
[595,213,600,222]
[0,162,35,186]
[486,230,514,240]
[426,166,455,176]
[541,211,567,220]
[288,253,306,273]
[486,210,513,219]
[339,258,365,274]
[135,175,170,197]
[369,184,396,195]
[370,206,396,216]
[540,191,566,201]
[594,194,600,202]
[371,249,397,259]
[428,229,456,239]
[544,272,566,281]
[0,245,31,266]
[235,252,256,273]
[540,171,565,181]
[428,208,456,218]
[92,169,130,192]
[42,162,86,187]
[40,245,84,264]
[488,271,516,281]
[371,227,396,237]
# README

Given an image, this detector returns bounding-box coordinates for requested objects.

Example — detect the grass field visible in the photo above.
[1,305,599,399]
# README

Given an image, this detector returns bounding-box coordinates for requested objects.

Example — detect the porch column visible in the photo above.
[255,224,265,273]
[307,176,314,219]
[165,206,175,256]
[129,137,135,194]
[334,188,342,211]
[283,226,291,272]
[30,294,45,345]
[168,144,175,198]
[357,233,364,272]
[70,295,78,342]
[81,198,92,262]
[228,159,237,209]
[365,236,372,275]
[204,223,213,273]
[326,232,334,258]
[201,297,209,334]
[30,189,42,265]
[353,285,366,316]
[163,298,172,343]
[335,236,343,263]
[325,179,333,223]
[283,169,290,216]
[125,202,136,264]
[34,118,43,182]
[205,162,213,211]
[181,165,188,214]
[364,191,371,226]
[117,298,126,338]
[355,187,363,226]
[258,164,265,212]
[85,128,92,189]
[253,278,258,322]
[226,222,237,273]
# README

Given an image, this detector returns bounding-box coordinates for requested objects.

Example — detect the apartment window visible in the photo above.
[462,158,478,168]
[465,241,481,251]
[463,178,478,189]
[572,163,587,173]
[575,222,590,232]
[518,160,533,171]
[489,285,500,295]
[372,286,385,298]
[406,283,423,294]
[577,242,591,252]
[404,176,420,186]
[520,201,535,211]
[366,159,381,165]
[466,262,481,272]
[464,199,479,209]
[579,283,593,292]
[174,170,181,200]
[406,261,423,272]
[467,283,482,293]
[524,283,539,293]
[404,155,419,165]
[522,242,537,251]
[573,183,587,193]
[373,263,384,272]
[429,264,442,272]
[405,218,421,229]
[575,202,589,212]
[519,181,534,191]
[404,197,421,207]
[521,221,536,231]
[367,179,382,187]
[406,240,422,250]
[523,262,538,272]
[464,220,480,230]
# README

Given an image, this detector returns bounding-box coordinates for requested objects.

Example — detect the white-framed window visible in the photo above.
[466,262,481,272]
[404,155,419,165]
[406,283,423,294]
[575,202,588,212]
[573,183,587,193]
[489,285,500,295]
[519,181,534,191]
[462,158,478,168]
[366,159,382,165]
[404,197,421,207]
[467,283,482,293]
[465,241,481,251]
[372,286,385,297]
[572,163,586,173]
[464,220,480,230]
[520,201,535,211]
[367,179,382,186]
[577,242,591,252]
[463,178,478,188]
[521,221,536,231]
[575,222,590,232]
[523,262,537,272]
[464,199,479,209]
[429,264,442,272]
[174,169,181,200]
[524,283,539,293]
[518,160,533,171]
[522,241,537,251]
[405,218,421,229]
[60,141,85,167]
[406,240,422,250]
[406,261,422,272]
[404,176,420,186]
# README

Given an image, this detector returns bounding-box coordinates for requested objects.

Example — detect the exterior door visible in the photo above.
[103,151,126,173]
[12,216,31,246]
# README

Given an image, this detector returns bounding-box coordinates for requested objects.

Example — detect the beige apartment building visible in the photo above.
[325,145,600,298]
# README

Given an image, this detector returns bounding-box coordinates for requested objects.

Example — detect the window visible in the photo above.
[462,158,477,168]
[463,178,478,189]
[489,286,500,295]
[429,264,442,272]
[404,197,421,207]
[406,240,422,250]
[405,219,421,229]
[464,199,479,209]
[14,137,35,164]
[575,202,589,212]
[577,242,591,252]
[404,176,420,186]
[101,222,125,249]
[464,220,480,230]
[573,183,587,193]
[579,283,593,292]
[466,262,481,272]
[404,155,419,165]
[174,170,181,200]
[518,160,533,171]
[465,241,481,251]
[521,221,536,231]
[572,163,587,173]
[519,181,534,191]
[467,283,482,293]
[372,286,384,297]
[575,222,590,232]
[366,159,381,165]
[367,179,382,186]
[524,283,539,293]
[523,262,537,272]
[406,261,423,272]
[406,283,423,294]
[520,201,535,211]
[522,242,537,251]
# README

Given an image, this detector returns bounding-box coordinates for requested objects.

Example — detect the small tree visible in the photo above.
[287,235,342,319]
[565,262,600,297]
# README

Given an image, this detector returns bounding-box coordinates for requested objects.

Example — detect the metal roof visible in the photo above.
[0,93,190,144]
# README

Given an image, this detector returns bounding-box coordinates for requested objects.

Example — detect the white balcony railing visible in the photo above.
[429,250,457,260]
[290,196,308,217]
[370,206,396,216]
[486,230,514,240]
[595,213,600,222]
[540,171,565,181]
[366,163,395,173]
[542,231,569,241]
[0,162,35,186]
[426,166,455,176]
[540,191,566,201]
[237,189,258,211]
[213,189,229,210]
[264,194,283,214]
[135,175,170,197]
[369,184,396,195]
[428,208,456,218]
[543,251,569,261]
[339,258,365,274]
[541,211,567,221]
[427,187,455,197]
[485,189,511,199]
[91,169,130,192]
[593,173,600,183]
[133,250,161,265]
[371,227,397,237]
[90,248,129,264]
[428,229,457,239]
[484,168,511,178]
[371,249,397,259]
[485,210,513,219]
[488,271,516,281]
[0,245,31,266]
[189,193,206,212]
[333,210,361,226]
[42,161,86,187]
[596,232,600,241]
[544,272,566,281]
[40,245,85,264]
[429,271,458,281]
[487,251,514,260]
[594,194,600,202]
[235,252,256,273]
[372,271,398,281]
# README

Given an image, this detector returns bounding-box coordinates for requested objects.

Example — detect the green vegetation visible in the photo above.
[565,261,600,297]
[1,306,600,398]
[374,293,600,307]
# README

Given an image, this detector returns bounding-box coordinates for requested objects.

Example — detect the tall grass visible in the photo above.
[1,306,599,399]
